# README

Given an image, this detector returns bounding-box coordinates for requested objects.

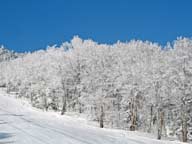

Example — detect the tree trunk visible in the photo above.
[78,92,82,113]
[61,99,66,115]
[130,98,137,131]
[182,115,188,142]
[116,93,121,128]
[157,110,164,140]
[61,89,68,115]
[100,105,104,128]
[148,105,153,132]
[43,94,48,111]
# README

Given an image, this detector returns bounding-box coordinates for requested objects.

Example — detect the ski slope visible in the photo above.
[0,89,184,144]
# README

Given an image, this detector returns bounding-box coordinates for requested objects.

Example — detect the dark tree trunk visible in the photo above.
[61,89,68,115]
[182,115,188,142]
[100,105,104,128]
[148,105,153,132]
[130,98,137,131]
[157,110,164,140]
[61,100,66,115]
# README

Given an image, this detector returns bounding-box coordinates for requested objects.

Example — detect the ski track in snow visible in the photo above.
[0,90,184,144]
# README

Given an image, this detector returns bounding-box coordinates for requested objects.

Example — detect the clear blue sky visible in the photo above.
[0,0,192,52]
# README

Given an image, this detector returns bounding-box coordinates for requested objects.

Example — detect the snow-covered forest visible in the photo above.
[0,36,192,143]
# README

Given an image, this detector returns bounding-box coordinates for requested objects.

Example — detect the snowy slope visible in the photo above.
[0,89,185,144]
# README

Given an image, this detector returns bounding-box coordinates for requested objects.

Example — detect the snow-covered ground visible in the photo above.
[0,89,185,144]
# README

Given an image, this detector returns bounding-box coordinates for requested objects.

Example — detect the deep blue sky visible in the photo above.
[0,0,192,52]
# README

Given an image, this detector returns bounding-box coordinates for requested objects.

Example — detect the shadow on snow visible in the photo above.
[0,132,14,143]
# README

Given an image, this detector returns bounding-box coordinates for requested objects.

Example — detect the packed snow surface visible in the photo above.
[0,89,185,144]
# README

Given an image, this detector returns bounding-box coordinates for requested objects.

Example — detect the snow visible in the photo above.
[0,89,185,144]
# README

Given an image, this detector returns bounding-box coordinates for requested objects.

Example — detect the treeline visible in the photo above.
[0,36,192,142]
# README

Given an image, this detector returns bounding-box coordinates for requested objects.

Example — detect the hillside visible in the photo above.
[0,37,192,143]
[0,88,184,144]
